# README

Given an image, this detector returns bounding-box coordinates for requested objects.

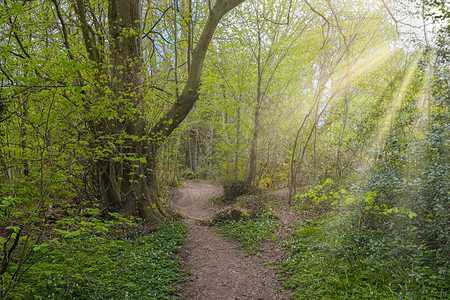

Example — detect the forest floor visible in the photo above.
[169,181,297,300]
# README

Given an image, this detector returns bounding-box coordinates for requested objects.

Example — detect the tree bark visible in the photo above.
[247,10,263,186]
[97,0,165,221]
[74,0,245,222]
[247,70,262,185]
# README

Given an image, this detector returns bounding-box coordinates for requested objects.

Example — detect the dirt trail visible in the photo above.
[170,181,290,300]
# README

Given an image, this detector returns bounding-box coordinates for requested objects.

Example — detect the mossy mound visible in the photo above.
[213,195,276,221]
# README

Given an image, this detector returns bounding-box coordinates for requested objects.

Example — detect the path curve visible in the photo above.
[170,181,290,300]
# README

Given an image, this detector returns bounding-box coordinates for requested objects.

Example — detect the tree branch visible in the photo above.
[303,0,330,25]
[150,0,245,141]
[52,0,76,61]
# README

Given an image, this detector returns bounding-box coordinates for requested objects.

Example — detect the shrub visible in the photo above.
[222,179,258,203]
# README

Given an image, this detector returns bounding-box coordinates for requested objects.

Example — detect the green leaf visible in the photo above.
[6,226,21,233]
[33,243,49,252]
[408,212,417,218]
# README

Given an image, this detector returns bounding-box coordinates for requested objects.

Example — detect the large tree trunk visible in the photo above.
[75,0,245,222]
[96,0,167,222]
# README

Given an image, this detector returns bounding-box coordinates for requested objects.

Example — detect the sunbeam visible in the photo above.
[330,44,396,96]
[369,51,422,153]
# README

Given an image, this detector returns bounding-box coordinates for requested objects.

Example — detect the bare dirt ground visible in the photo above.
[170,181,292,300]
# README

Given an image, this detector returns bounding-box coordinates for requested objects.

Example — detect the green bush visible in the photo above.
[222,179,258,203]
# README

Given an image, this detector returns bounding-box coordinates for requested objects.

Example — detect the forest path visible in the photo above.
[170,181,290,300]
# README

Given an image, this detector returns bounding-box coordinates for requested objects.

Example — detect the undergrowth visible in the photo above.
[5,222,187,299]
[215,210,279,254]
[277,212,449,300]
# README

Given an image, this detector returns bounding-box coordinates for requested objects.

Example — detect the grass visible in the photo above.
[215,210,280,254]
[7,222,187,300]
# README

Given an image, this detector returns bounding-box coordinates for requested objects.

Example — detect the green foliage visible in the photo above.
[222,179,258,203]
[3,222,187,300]
[278,212,449,300]
[215,210,279,254]
[417,30,450,267]
[283,161,448,299]
[366,54,425,208]
[293,178,340,214]
[353,73,402,148]
[258,161,289,190]
[294,179,417,220]
[1,1,449,299]
[356,48,449,286]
